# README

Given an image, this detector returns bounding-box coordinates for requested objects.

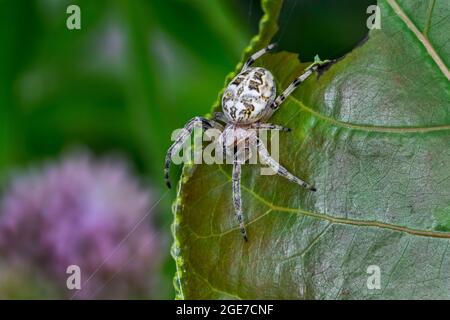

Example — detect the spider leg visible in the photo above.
[164,117,221,189]
[271,57,330,111]
[257,138,316,191]
[242,43,277,71]
[213,112,228,124]
[232,160,248,241]
[251,122,291,132]
[271,68,315,111]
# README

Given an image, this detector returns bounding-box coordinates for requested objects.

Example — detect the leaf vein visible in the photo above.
[290,96,450,133]
[214,165,450,240]
[386,0,450,81]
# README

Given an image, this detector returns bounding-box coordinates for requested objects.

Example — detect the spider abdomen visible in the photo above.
[222,67,276,124]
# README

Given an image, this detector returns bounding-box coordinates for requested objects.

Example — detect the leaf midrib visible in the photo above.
[386,0,450,81]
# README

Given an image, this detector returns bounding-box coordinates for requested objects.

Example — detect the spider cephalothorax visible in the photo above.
[165,44,329,241]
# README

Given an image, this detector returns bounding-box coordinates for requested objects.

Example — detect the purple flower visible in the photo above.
[0,150,161,299]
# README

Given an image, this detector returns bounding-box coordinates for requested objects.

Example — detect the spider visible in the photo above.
[165,43,330,241]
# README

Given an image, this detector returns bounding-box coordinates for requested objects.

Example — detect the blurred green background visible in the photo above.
[0,0,374,299]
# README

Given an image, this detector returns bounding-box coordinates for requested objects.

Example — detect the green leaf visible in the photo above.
[172,0,450,299]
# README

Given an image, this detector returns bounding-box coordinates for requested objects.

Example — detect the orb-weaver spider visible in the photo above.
[165,44,329,241]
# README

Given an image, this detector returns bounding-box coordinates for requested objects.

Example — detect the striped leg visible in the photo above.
[164,117,221,189]
[232,160,248,241]
[251,122,291,132]
[271,56,330,111]
[271,67,315,111]
[242,43,277,71]
[257,138,316,191]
